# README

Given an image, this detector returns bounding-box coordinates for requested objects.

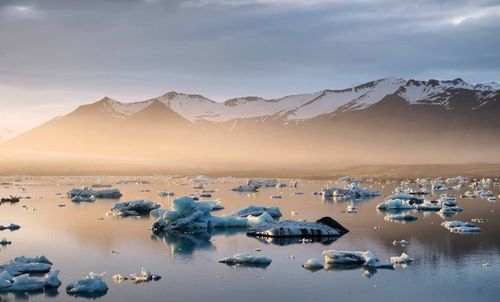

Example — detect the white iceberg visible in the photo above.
[71,195,95,203]
[152,196,275,232]
[248,179,278,188]
[322,250,392,269]
[66,273,108,296]
[415,201,442,211]
[376,199,414,211]
[219,252,272,266]
[302,258,324,271]
[108,200,161,217]
[390,253,414,264]
[129,268,161,283]
[441,221,481,233]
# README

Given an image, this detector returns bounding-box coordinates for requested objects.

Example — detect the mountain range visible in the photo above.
[3,78,500,170]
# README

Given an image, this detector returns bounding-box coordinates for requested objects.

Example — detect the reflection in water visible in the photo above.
[250,235,340,246]
[151,228,246,256]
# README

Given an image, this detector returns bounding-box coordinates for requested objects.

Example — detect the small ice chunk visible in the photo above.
[219,252,272,266]
[390,253,414,264]
[392,240,409,246]
[66,272,108,296]
[108,200,161,217]
[233,205,282,219]
[232,185,258,192]
[384,213,418,222]
[129,268,161,283]
[376,199,414,211]
[0,223,21,231]
[302,258,324,271]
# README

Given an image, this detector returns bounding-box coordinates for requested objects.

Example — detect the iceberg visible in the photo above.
[71,195,95,202]
[386,194,424,205]
[247,217,349,238]
[66,273,108,296]
[376,199,414,211]
[232,185,258,192]
[415,201,442,211]
[390,253,414,264]
[302,258,324,271]
[322,250,392,269]
[152,196,275,232]
[441,221,481,233]
[0,256,53,276]
[219,252,272,266]
[108,200,161,217]
[129,268,161,283]
[0,269,60,292]
[67,187,122,199]
[232,205,282,219]
[247,179,278,188]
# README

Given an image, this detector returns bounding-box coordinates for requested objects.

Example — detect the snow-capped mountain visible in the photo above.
[3,77,499,166]
[81,78,500,123]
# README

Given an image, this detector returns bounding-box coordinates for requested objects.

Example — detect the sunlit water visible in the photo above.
[0,176,499,301]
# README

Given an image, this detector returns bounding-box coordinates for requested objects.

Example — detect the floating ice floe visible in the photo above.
[386,194,424,205]
[232,205,282,219]
[0,256,52,276]
[376,199,414,211]
[438,206,463,217]
[392,239,409,246]
[0,224,20,231]
[71,195,95,203]
[219,252,272,267]
[0,270,61,292]
[415,201,442,211]
[438,194,457,206]
[0,196,20,204]
[158,191,175,197]
[129,268,161,283]
[302,258,324,271]
[66,273,108,296]
[232,185,258,192]
[67,187,122,199]
[441,221,481,233]
[248,179,278,188]
[247,217,349,238]
[112,274,128,282]
[390,253,414,264]
[321,182,380,199]
[0,239,12,245]
[384,213,418,222]
[108,200,161,217]
[152,196,275,232]
[322,250,392,269]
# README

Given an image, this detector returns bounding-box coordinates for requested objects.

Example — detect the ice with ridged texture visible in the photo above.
[66,273,108,295]
[0,255,52,276]
[108,200,161,217]
[67,187,122,199]
[232,205,282,219]
[152,196,276,232]
[247,217,349,238]
[441,221,481,233]
[219,252,272,266]
[322,250,392,268]
[376,199,414,210]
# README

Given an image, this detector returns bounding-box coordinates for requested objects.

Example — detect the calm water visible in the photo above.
[0,176,499,302]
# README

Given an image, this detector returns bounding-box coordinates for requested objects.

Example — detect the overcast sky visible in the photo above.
[1,0,500,132]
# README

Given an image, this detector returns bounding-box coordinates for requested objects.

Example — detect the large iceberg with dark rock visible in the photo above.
[247,217,349,238]
[108,200,161,217]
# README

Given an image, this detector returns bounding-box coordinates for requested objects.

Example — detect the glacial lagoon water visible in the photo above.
[0,176,499,301]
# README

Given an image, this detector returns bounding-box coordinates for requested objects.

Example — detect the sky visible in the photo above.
[1,0,500,132]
